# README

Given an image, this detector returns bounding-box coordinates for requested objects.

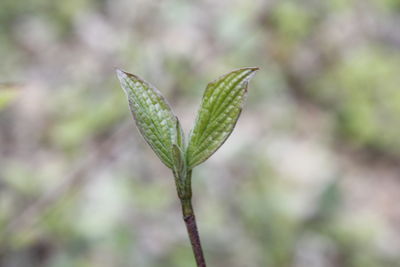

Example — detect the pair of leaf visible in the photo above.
[117,67,258,172]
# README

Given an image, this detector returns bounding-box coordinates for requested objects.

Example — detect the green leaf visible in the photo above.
[175,118,185,150]
[171,144,186,179]
[186,67,258,169]
[117,69,183,169]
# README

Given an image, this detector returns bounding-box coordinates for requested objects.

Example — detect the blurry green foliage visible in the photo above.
[50,88,125,151]
[271,1,313,42]
[0,87,18,111]
[313,47,400,155]
[0,0,93,36]
[372,0,400,11]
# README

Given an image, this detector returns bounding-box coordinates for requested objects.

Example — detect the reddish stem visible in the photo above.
[184,214,206,267]
[181,199,206,267]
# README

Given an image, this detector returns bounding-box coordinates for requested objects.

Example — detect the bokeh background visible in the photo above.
[1,0,400,266]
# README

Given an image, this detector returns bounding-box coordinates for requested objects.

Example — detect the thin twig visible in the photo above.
[177,170,207,266]
[184,213,206,267]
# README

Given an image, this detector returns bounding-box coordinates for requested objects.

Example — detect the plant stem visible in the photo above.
[181,199,207,267]
[176,170,206,267]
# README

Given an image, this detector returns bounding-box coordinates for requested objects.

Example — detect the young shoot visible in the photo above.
[117,67,258,267]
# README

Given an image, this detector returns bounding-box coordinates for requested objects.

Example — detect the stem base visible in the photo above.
[183,213,206,267]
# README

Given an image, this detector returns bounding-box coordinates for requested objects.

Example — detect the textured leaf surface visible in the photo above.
[186,67,258,168]
[117,70,182,168]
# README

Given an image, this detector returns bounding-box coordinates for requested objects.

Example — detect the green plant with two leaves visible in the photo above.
[117,67,258,267]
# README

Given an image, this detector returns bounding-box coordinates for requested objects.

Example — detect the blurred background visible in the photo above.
[1,0,400,266]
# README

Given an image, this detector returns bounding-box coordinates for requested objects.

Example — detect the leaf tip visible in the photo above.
[115,67,124,75]
[116,69,142,96]
[116,68,127,82]
[237,67,259,73]
[248,66,260,71]
[244,67,260,78]
[242,67,259,92]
